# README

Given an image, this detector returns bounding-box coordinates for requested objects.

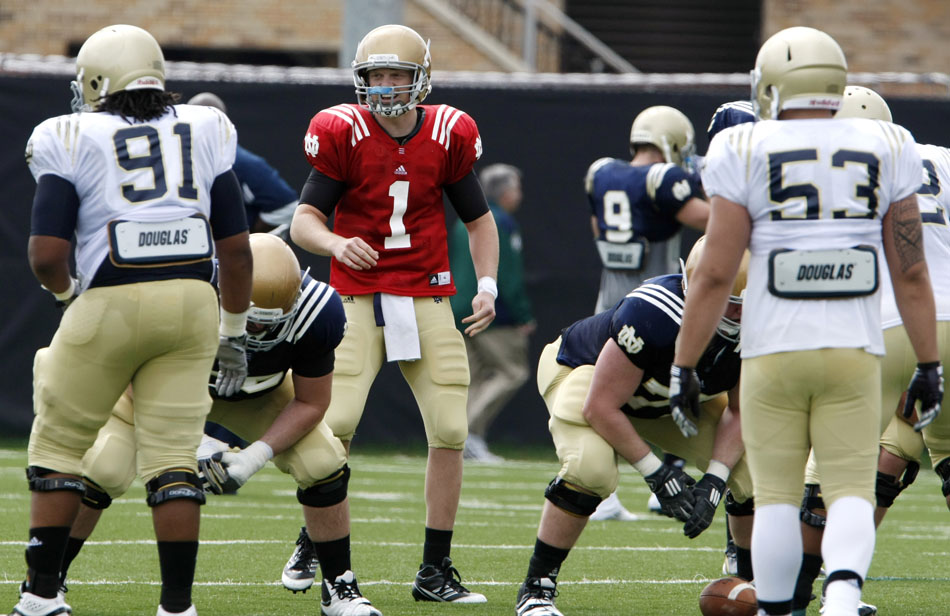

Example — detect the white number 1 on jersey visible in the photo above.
[385,180,411,249]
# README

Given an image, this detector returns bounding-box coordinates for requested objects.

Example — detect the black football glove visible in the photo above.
[670,365,702,438]
[644,462,696,522]
[903,362,944,432]
[215,334,249,397]
[683,473,727,538]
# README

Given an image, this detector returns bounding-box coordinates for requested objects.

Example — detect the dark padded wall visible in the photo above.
[3,74,949,445]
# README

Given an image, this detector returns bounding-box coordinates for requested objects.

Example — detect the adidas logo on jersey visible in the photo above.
[394,165,408,175]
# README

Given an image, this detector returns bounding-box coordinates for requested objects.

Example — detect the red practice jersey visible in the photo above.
[303,103,483,296]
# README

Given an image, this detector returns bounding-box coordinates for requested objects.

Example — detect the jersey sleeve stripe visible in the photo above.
[645,163,674,200]
[345,105,372,137]
[628,293,683,325]
[433,105,463,151]
[442,108,463,151]
[627,284,685,325]
[289,279,334,342]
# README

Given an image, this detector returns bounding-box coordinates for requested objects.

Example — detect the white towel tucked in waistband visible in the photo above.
[381,293,421,362]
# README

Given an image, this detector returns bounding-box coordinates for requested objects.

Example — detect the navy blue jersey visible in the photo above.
[557,274,740,419]
[233,144,299,228]
[211,271,346,400]
[585,158,701,247]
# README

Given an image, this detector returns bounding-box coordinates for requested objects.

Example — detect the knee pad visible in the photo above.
[935,458,950,497]
[724,490,755,517]
[81,477,113,510]
[875,461,920,508]
[26,466,86,495]
[800,484,826,528]
[544,477,602,517]
[297,465,350,508]
[145,469,206,507]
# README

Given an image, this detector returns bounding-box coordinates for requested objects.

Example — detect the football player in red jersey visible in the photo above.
[290,24,498,605]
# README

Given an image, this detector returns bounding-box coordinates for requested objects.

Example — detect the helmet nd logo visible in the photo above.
[617,325,644,355]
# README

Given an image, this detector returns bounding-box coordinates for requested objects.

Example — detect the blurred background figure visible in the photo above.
[450,163,536,463]
[188,92,299,235]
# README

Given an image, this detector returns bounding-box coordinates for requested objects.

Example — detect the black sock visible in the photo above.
[422,528,452,567]
[157,541,198,613]
[792,552,823,610]
[314,535,351,582]
[526,538,570,582]
[60,536,86,583]
[759,598,793,615]
[736,546,753,582]
[25,526,71,598]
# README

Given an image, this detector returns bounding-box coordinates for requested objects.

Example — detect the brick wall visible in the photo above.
[763,0,950,73]
[2,0,949,76]
[0,0,503,71]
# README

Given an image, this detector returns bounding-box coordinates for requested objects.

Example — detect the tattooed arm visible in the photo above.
[883,193,939,363]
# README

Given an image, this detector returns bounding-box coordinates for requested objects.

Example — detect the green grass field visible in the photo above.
[1,439,949,615]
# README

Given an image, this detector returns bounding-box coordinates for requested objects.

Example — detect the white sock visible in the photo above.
[821,496,875,614]
[750,503,801,603]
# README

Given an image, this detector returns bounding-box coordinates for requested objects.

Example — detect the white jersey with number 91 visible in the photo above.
[26,104,237,291]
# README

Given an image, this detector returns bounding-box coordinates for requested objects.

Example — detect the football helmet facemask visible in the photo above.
[630,105,697,172]
[70,24,165,113]
[681,235,750,342]
[352,24,432,118]
[751,26,847,121]
[246,233,303,352]
[836,85,892,122]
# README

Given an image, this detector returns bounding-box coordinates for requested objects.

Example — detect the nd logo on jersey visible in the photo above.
[305,133,319,157]
[617,325,644,354]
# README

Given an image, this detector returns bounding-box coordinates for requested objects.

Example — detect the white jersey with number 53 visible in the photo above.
[26,105,237,290]
[703,118,921,358]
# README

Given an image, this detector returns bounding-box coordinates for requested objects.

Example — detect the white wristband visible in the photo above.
[632,451,663,477]
[246,440,275,463]
[220,308,249,338]
[45,277,77,301]
[477,276,498,299]
[706,460,731,482]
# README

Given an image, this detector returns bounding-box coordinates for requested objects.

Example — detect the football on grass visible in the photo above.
[699,577,757,616]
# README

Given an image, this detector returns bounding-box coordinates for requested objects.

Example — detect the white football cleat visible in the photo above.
[9,591,71,616]
[322,570,382,616]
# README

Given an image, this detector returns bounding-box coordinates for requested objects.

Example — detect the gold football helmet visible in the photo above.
[352,24,432,117]
[751,26,847,121]
[682,235,750,341]
[836,86,892,122]
[70,24,165,113]
[629,106,697,170]
[246,233,303,352]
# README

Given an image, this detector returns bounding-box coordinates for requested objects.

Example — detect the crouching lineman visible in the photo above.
[792,86,950,616]
[56,233,385,616]
[514,237,755,616]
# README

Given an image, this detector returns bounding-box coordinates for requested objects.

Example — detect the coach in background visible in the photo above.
[450,163,536,463]
[672,27,942,616]
[14,24,252,616]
